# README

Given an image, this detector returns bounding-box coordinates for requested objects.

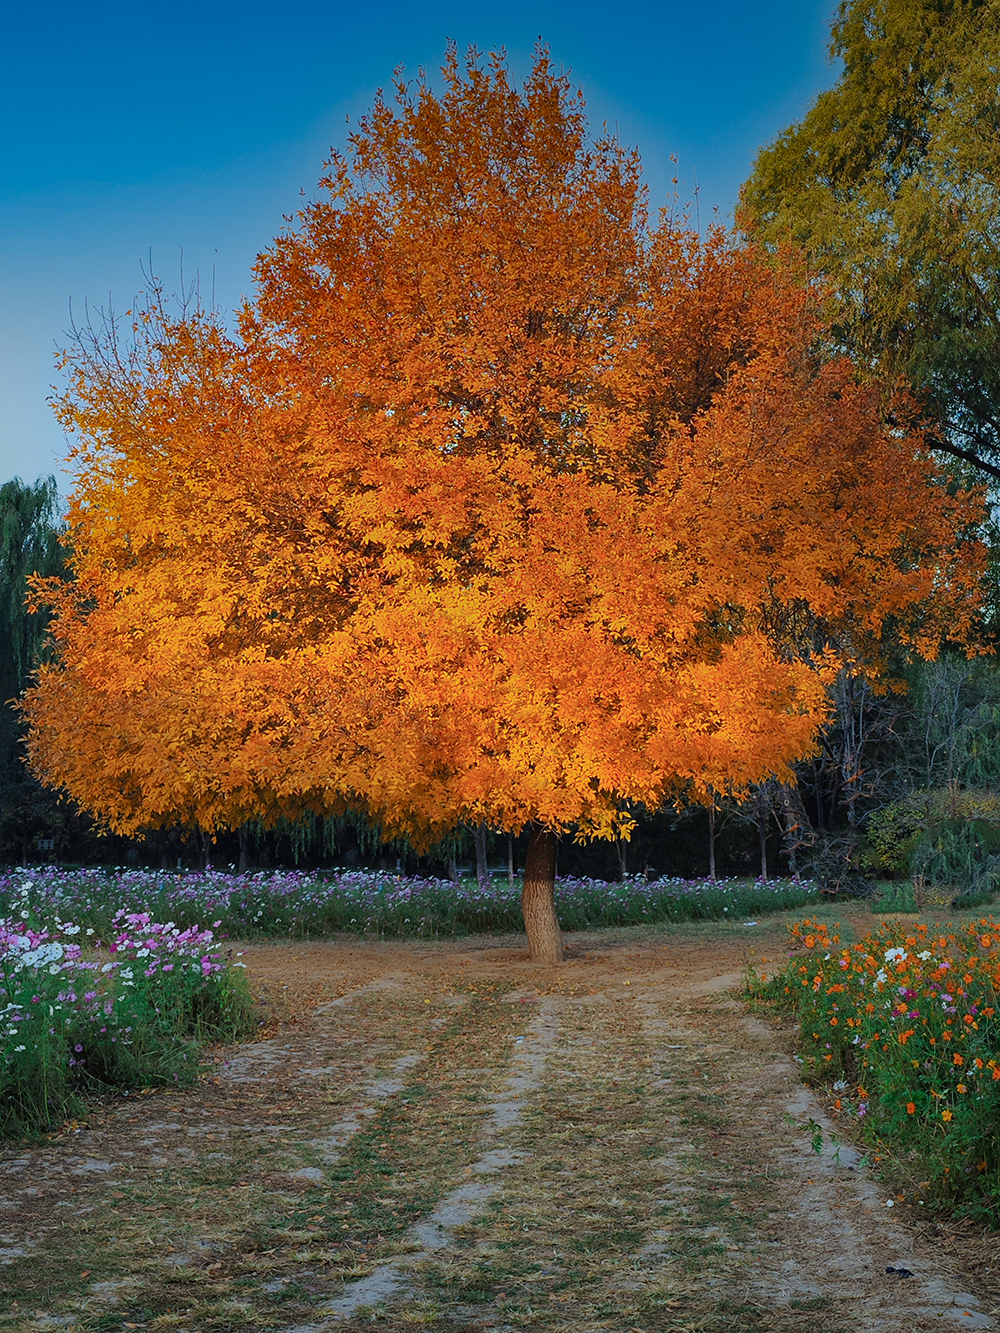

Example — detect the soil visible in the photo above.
[2,907,1000,1332]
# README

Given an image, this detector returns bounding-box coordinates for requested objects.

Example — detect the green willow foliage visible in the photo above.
[0,476,65,700]
[741,0,1000,480]
[0,478,68,859]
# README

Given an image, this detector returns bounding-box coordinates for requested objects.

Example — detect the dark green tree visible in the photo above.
[740,0,1000,480]
[0,477,69,860]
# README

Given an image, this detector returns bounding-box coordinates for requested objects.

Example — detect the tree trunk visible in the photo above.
[758,814,768,880]
[616,836,627,880]
[200,829,213,871]
[448,850,459,883]
[237,825,249,876]
[708,802,716,881]
[507,833,515,889]
[777,783,813,877]
[473,823,489,893]
[522,828,562,963]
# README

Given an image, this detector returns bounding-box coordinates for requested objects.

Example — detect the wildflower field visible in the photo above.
[754,914,1000,1218]
[0,865,818,940]
[0,905,254,1139]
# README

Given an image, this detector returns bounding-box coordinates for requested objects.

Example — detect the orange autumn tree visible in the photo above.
[24,48,984,962]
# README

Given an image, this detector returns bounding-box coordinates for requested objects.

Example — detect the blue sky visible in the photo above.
[1,0,836,485]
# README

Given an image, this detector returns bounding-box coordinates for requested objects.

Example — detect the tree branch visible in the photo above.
[926,433,1000,483]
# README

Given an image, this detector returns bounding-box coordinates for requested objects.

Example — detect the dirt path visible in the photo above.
[2,912,999,1332]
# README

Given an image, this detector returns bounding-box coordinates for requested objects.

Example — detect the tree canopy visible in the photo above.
[24,47,985,959]
[740,0,1000,480]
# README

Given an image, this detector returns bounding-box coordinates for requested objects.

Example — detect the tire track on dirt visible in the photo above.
[0,978,448,1328]
[300,995,564,1326]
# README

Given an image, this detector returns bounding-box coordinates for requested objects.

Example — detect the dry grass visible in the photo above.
[1,910,998,1332]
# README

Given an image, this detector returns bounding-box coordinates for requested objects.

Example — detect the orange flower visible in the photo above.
[957,1084,967,1094]
[906,1102,916,1115]
[942,1109,954,1122]
[954,1054,964,1066]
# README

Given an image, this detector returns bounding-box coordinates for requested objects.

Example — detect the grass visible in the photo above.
[871,879,1000,914]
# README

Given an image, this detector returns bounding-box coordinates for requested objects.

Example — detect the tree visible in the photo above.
[740,0,1000,481]
[25,47,985,960]
[0,477,68,860]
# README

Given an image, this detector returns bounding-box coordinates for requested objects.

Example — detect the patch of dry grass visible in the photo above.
[382,993,809,1333]
[0,983,532,1332]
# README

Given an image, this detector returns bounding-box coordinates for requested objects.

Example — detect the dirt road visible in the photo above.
[1,910,998,1332]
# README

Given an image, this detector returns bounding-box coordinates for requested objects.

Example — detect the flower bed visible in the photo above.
[755,916,1000,1217]
[1,908,253,1138]
[0,867,818,940]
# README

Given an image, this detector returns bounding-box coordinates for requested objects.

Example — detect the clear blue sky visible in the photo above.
[1,0,836,486]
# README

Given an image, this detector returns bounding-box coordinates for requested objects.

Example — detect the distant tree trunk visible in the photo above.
[777,783,813,876]
[522,828,562,963]
[812,758,826,829]
[708,802,717,881]
[200,829,213,870]
[474,823,489,892]
[237,825,249,875]
[616,836,627,880]
[507,833,515,889]
[448,849,459,883]
[758,814,768,880]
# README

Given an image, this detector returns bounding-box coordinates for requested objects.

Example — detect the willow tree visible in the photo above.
[25,48,984,961]
[0,476,66,857]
